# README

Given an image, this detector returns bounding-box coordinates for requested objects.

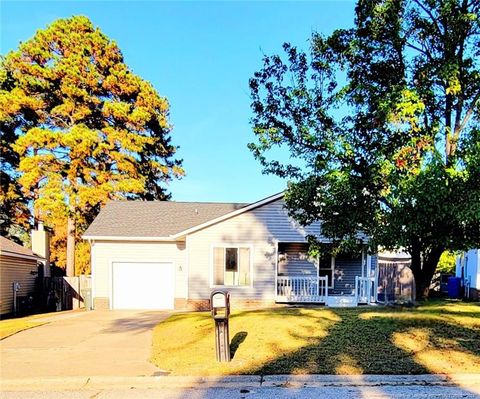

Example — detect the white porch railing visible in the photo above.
[355,276,376,304]
[276,276,328,303]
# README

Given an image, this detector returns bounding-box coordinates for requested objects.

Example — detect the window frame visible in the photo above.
[318,256,335,289]
[210,244,254,288]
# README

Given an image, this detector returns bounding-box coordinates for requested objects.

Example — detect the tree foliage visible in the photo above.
[0,69,32,242]
[437,251,457,274]
[1,16,183,273]
[249,0,480,298]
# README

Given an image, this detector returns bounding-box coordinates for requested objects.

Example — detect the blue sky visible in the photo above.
[1,1,355,203]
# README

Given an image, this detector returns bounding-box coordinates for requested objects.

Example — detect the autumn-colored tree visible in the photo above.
[0,70,32,243]
[1,16,183,274]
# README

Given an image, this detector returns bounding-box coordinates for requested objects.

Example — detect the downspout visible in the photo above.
[89,239,95,309]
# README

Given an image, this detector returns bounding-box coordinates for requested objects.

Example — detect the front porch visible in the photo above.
[275,242,377,307]
[276,275,376,306]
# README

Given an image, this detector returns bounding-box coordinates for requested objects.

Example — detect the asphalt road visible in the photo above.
[1,385,480,399]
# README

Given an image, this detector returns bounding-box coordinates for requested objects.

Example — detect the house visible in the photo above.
[0,236,45,315]
[83,192,378,310]
[456,249,480,300]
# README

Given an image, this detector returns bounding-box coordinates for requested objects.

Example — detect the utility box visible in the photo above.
[210,290,231,362]
[81,288,92,311]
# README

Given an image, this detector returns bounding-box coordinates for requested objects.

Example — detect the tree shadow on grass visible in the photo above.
[249,307,480,376]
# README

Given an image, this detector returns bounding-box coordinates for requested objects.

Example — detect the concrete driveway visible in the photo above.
[0,310,169,379]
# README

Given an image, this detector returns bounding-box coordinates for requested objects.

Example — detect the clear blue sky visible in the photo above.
[1,1,355,203]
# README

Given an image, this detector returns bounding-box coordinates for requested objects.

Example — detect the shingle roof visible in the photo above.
[0,236,43,259]
[83,201,249,238]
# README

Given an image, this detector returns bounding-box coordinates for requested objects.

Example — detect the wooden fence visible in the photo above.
[377,261,415,304]
[36,275,91,312]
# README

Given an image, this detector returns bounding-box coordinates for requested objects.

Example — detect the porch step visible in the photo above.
[327,296,358,308]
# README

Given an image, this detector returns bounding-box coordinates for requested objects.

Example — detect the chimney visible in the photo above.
[32,221,51,277]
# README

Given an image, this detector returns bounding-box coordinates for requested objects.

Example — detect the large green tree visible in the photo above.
[249,0,480,299]
[1,16,183,275]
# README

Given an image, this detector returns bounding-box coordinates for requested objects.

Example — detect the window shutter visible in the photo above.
[239,247,251,286]
[214,247,224,285]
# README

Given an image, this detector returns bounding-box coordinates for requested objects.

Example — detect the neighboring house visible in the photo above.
[83,192,377,311]
[456,249,480,300]
[0,236,45,315]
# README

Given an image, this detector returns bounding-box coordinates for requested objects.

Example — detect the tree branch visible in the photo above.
[405,42,431,58]
[454,90,480,139]
[413,0,443,38]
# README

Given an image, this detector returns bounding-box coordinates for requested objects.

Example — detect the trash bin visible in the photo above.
[447,277,461,299]
[81,288,92,311]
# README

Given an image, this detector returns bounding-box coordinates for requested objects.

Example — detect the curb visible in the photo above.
[2,374,480,391]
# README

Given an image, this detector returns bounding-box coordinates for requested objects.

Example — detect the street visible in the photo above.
[2,384,480,399]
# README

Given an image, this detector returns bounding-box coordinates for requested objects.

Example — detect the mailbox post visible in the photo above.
[210,290,231,362]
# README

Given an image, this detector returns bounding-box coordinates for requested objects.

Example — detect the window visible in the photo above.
[319,254,334,288]
[213,246,251,286]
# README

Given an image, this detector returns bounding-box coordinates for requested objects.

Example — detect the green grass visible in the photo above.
[0,319,45,340]
[150,300,480,376]
[0,312,59,340]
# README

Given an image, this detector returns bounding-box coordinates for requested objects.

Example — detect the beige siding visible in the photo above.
[92,241,187,306]
[0,255,38,315]
[187,199,320,301]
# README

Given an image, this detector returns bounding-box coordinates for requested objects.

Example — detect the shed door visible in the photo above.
[112,262,174,310]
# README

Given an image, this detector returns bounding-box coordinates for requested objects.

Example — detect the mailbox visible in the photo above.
[210,290,231,362]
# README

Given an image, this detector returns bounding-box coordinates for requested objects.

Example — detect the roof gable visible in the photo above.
[171,192,284,238]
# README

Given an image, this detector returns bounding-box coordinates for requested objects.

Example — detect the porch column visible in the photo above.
[361,246,366,278]
[274,241,278,301]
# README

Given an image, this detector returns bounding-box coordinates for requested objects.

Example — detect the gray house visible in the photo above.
[83,192,377,310]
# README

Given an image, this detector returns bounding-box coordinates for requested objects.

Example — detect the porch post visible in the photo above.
[372,255,379,303]
[274,241,278,302]
[361,246,365,278]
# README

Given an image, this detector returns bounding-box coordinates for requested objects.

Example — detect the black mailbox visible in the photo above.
[210,290,231,362]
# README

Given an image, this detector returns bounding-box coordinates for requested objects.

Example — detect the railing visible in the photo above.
[355,276,376,304]
[276,276,329,303]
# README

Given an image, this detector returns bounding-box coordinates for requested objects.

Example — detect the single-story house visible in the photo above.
[83,192,378,310]
[0,236,45,316]
[456,249,480,300]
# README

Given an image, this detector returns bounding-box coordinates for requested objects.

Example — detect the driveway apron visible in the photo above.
[0,310,169,379]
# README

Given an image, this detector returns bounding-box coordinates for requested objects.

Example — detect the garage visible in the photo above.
[111,262,175,310]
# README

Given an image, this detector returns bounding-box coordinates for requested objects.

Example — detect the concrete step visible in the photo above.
[327,296,358,307]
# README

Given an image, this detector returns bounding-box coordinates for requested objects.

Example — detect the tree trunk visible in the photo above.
[66,215,75,277]
[410,244,444,300]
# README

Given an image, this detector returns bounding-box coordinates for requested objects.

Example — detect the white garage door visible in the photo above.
[112,262,175,310]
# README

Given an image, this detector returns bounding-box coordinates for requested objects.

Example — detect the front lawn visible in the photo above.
[0,317,46,340]
[150,300,480,376]
[0,311,64,340]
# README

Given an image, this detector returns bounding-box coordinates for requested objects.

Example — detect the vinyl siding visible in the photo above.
[278,243,317,276]
[92,241,187,304]
[455,249,479,289]
[0,255,38,315]
[187,199,322,301]
[370,255,378,279]
[331,255,363,295]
